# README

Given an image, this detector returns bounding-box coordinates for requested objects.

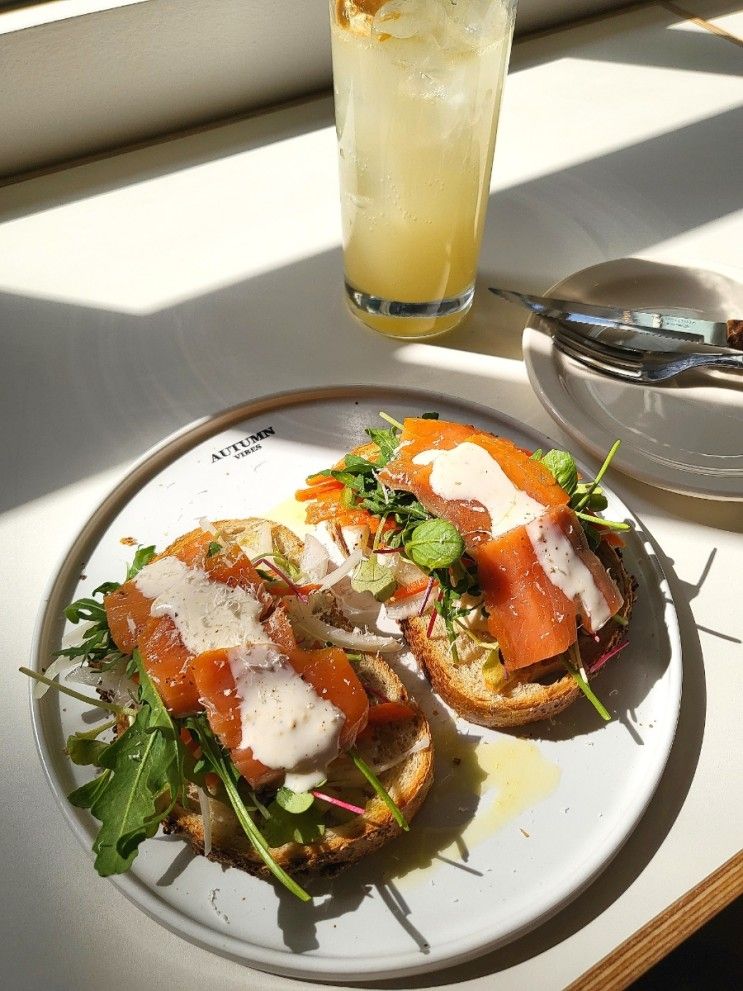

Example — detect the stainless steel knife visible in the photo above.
[489,287,743,351]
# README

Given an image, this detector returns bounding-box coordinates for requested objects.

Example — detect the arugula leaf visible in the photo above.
[330,469,365,491]
[68,770,113,809]
[405,519,464,570]
[125,545,156,580]
[66,735,112,767]
[351,556,397,601]
[85,710,177,875]
[541,450,578,495]
[421,411,439,420]
[340,485,356,508]
[344,453,378,474]
[206,541,222,557]
[364,427,399,465]
[56,545,156,669]
[66,653,183,877]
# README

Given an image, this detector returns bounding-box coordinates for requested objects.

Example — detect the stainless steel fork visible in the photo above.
[551,323,743,383]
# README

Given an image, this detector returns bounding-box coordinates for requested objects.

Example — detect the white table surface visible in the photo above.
[1,4,741,989]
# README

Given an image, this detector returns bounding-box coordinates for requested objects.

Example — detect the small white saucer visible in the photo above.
[522,259,743,500]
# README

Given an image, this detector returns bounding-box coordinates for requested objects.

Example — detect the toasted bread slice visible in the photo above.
[151,517,433,880]
[401,543,636,727]
[161,516,304,563]
[163,652,434,880]
[310,493,637,727]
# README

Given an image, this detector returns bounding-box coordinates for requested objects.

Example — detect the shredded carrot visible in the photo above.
[305,497,398,535]
[389,578,430,603]
[295,480,344,501]
[179,727,202,760]
[601,530,625,548]
[366,701,417,724]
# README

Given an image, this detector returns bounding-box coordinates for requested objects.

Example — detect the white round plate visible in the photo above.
[522,259,743,500]
[31,386,681,981]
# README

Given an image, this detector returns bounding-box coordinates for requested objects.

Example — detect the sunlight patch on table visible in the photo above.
[0,128,341,314]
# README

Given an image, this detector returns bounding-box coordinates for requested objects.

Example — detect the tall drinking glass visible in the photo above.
[329,0,517,338]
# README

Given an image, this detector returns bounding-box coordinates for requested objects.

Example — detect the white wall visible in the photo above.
[0,0,633,178]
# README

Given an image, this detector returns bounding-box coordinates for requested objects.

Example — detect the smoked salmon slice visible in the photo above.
[105,582,153,656]
[474,505,624,670]
[192,646,369,789]
[137,615,199,716]
[104,529,274,715]
[378,418,568,549]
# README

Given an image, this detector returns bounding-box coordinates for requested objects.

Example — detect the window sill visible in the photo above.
[0,0,632,180]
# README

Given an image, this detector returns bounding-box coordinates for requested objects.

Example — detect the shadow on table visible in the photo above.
[360,528,710,989]
[516,0,743,78]
[1,0,741,513]
[3,102,742,515]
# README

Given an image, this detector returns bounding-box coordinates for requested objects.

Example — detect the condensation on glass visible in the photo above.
[330,0,518,338]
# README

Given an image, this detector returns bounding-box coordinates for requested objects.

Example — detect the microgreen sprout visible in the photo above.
[562,646,611,722]
[350,749,409,831]
[574,511,630,531]
[573,440,622,511]
[378,411,404,431]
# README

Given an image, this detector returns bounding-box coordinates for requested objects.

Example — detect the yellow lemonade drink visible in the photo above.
[330,0,517,338]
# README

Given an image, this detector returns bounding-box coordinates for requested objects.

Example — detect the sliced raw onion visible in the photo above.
[317,548,363,590]
[299,532,330,582]
[373,735,431,774]
[197,516,218,535]
[69,665,137,706]
[385,554,427,587]
[33,654,83,699]
[311,522,347,567]
[384,590,430,622]
[196,786,212,857]
[245,520,273,559]
[332,579,384,627]
[340,525,370,555]
[286,600,400,653]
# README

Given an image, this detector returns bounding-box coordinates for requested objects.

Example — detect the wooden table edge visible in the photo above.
[566,848,743,991]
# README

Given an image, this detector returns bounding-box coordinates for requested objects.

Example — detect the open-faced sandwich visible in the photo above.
[298,413,636,728]
[26,411,635,898]
[27,518,433,899]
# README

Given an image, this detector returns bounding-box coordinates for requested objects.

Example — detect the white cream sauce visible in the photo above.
[228,643,344,792]
[413,443,546,538]
[134,556,265,654]
[525,516,611,630]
